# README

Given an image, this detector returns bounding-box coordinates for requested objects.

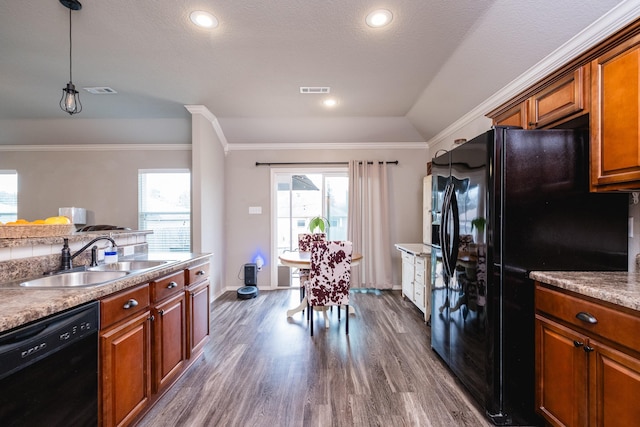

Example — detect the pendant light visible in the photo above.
[59,0,82,115]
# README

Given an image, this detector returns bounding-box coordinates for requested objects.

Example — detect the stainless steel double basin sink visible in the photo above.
[14,260,173,289]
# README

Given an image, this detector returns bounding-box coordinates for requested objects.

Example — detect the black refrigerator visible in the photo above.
[430,127,628,425]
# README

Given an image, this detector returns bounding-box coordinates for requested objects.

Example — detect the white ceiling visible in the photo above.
[0,0,630,146]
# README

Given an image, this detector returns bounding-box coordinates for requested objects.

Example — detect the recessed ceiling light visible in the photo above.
[366,9,393,28]
[323,99,338,107]
[190,11,218,29]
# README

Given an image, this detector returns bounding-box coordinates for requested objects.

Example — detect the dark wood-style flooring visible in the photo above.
[137,289,492,426]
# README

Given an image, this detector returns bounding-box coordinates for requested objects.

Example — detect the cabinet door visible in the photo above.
[492,102,528,128]
[414,257,426,312]
[401,253,414,300]
[187,279,210,359]
[100,310,152,427]
[528,66,588,128]
[590,339,640,427]
[590,33,640,191]
[535,315,588,427]
[152,292,186,393]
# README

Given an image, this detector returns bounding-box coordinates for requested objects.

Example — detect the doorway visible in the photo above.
[271,168,348,288]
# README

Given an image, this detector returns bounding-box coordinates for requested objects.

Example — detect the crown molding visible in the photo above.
[185,105,229,154]
[426,0,640,149]
[228,141,426,151]
[0,144,190,152]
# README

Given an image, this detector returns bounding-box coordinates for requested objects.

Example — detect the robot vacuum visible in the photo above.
[237,285,258,299]
[238,263,259,299]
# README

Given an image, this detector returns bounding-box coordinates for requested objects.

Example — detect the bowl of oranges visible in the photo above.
[0,216,75,238]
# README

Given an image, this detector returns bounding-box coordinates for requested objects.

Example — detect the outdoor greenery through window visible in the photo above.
[0,171,18,224]
[138,170,191,252]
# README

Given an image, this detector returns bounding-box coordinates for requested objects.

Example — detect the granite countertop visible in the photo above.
[529,271,640,312]
[395,243,431,256]
[0,252,211,333]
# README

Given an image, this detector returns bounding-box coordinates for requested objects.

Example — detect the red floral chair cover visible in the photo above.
[304,240,352,335]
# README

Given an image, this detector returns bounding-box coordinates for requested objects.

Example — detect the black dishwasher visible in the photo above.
[0,301,99,426]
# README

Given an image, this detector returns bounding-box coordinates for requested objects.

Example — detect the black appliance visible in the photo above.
[430,127,628,425]
[0,301,99,426]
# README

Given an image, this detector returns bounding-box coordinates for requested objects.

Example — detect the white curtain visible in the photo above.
[347,160,392,289]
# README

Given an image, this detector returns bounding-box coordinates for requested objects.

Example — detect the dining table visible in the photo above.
[279,251,362,322]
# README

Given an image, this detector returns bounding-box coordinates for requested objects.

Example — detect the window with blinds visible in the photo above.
[0,171,18,223]
[138,169,191,252]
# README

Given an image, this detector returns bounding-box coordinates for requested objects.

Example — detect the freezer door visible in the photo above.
[430,135,490,407]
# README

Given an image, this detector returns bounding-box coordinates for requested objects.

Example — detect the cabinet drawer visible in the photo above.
[187,263,210,285]
[100,283,150,329]
[151,271,185,302]
[535,284,640,352]
[414,270,425,286]
[415,257,426,270]
[401,252,414,264]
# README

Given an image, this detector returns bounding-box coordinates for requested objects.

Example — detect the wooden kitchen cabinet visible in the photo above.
[150,270,186,393]
[535,315,588,426]
[535,282,640,426]
[590,32,640,191]
[529,65,589,129]
[400,251,430,322]
[96,259,211,427]
[493,101,529,128]
[186,262,210,358]
[99,283,152,427]
[489,66,589,130]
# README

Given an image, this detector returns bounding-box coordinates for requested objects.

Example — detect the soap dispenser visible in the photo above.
[104,244,118,264]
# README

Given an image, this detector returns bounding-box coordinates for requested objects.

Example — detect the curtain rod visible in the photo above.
[255,160,399,166]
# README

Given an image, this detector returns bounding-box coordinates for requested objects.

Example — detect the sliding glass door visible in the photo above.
[272,168,348,287]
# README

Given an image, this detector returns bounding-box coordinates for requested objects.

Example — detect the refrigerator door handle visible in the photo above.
[440,182,459,280]
[440,183,453,279]
[449,189,460,272]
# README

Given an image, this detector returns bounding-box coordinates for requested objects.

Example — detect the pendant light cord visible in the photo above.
[68,7,73,82]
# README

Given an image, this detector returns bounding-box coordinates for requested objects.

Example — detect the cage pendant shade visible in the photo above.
[60,82,81,114]
[60,0,82,115]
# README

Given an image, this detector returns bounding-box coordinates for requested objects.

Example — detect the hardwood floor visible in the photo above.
[137,289,492,427]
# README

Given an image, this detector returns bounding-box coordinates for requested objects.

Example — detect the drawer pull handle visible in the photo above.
[573,341,584,348]
[158,309,165,316]
[167,281,178,289]
[196,270,205,276]
[148,315,155,322]
[123,299,138,310]
[584,345,594,353]
[576,312,598,324]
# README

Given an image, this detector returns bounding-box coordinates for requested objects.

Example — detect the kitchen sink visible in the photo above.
[18,271,130,288]
[87,260,172,272]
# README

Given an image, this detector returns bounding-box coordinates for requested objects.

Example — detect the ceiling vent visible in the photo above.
[83,87,117,94]
[299,87,330,94]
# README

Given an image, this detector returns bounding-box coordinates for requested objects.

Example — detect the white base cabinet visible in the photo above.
[397,245,431,322]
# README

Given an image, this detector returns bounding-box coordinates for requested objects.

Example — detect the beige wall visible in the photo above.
[0,147,190,227]
[224,147,428,289]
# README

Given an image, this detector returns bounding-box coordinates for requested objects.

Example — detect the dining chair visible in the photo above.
[297,233,326,302]
[305,240,352,336]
